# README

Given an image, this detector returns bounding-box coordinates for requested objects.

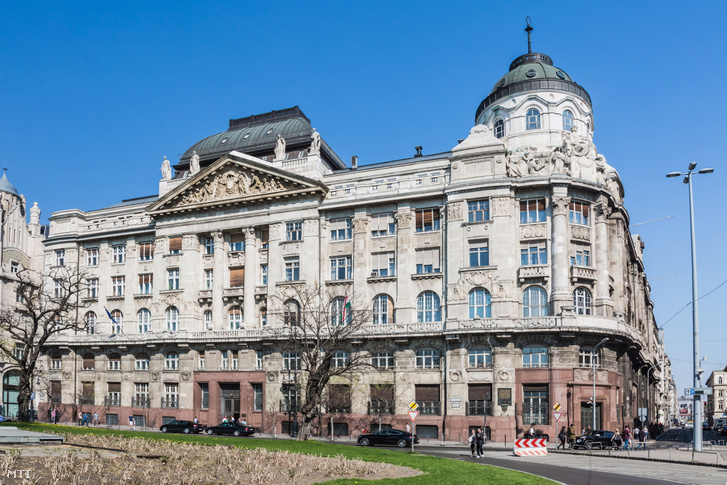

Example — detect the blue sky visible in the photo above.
[2,1,725,399]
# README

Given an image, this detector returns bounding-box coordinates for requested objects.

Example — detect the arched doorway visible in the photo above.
[2,370,21,419]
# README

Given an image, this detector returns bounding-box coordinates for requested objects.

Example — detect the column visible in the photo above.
[243,227,257,327]
[352,212,369,297]
[395,206,415,321]
[212,231,225,330]
[594,202,614,315]
[550,194,571,313]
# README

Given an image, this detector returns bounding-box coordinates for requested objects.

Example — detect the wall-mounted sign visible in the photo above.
[498,388,512,406]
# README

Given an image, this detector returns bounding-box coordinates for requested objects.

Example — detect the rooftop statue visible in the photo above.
[274,134,286,161]
[161,156,172,180]
[189,151,200,175]
[30,202,41,225]
[309,128,321,155]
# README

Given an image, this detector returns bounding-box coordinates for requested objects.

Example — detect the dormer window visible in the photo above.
[526,108,541,130]
[494,119,505,139]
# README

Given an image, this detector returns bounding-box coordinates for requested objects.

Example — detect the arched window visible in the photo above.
[719,377,724,385]
[85,312,96,335]
[523,344,549,368]
[166,306,179,332]
[578,346,600,367]
[283,300,300,326]
[107,353,121,371]
[330,297,351,326]
[526,108,541,130]
[573,288,592,315]
[523,286,548,317]
[415,348,440,369]
[135,352,149,371]
[331,350,349,369]
[494,119,505,138]
[165,352,179,370]
[82,353,95,370]
[228,306,243,330]
[468,288,492,319]
[468,346,493,368]
[137,309,151,334]
[373,294,395,324]
[416,291,441,322]
[110,309,123,334]
[562,109,574,131]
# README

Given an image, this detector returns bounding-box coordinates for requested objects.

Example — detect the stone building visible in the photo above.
[706,367,727,423]
[35,39,670,439]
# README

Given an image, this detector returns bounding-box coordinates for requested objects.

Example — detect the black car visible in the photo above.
[205,422,255,437]
[357,429,419,448]
[573,430,617,450]
[159,420,203,434]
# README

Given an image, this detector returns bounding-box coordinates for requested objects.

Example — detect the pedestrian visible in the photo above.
[557,426,567,450]
[528,424,535,438]
[78,411,83,426]
[51,408,56,425]
[567,423,576,450]
[83,412,89,426]
[468,429,477,457]
[406,423,411,433]
[222,415,228,423]
[128,415,135,431]
[622,425,631,450]
[240,417,247,425]
[230,416,235,424]
[636,426,647,450]
[475,428,484,458]
[193,416,199,425]
[611,429,622,449]
[93,412,99,427]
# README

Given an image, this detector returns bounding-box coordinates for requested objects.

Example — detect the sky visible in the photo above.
[1,1,725,398]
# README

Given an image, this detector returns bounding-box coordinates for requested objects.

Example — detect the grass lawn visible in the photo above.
[2,422,553,484]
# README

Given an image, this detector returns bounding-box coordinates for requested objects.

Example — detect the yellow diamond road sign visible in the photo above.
[553,403,561,412]
[408,400,419,411]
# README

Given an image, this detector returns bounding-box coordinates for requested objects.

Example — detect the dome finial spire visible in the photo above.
[525,17,533,54]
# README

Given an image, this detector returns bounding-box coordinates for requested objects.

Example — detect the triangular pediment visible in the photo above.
[147,152,328,216]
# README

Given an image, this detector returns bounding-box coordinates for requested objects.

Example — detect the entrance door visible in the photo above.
[219,384,240,421]
[580,402,602,430]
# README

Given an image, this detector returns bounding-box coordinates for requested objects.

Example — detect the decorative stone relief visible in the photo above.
[449,371,462,382]
[269,222,284,241]
[469,372,492,382]
[551,196,570,216]
[182,234,198,251]
[571,226,591,241]
[464,271,493,287]
[228,252,245,266]
[395,211,413,229]
[62,371,72,380]
[447,283,466,301]
[498,371,511,381]
[154,238,166,252]
[353,217,369,233]
[520,224,546,239]
[491,279,513,299]
[594,202,611,222]
[491,197,510,217]
[447,202,463,221]
[181,372,191,381]
[303,219,318,236]
[213,230,224,244]
[151,372,160,381]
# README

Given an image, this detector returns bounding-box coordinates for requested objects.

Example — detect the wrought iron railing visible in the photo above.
[419,401,441,415]
[161,397,179,409]
[368,400,395,415]
[466,400,494,416]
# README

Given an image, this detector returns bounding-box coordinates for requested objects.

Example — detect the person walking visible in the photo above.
[78,411,83,427]
[51,408,56,425]
[83,412,89,426]
[468,429,477,457]
[128,415,135,431]
[475,428,485,458]
[622,425,631,450]
[557,426,567,450]
[567,423,576,450]
[528,425,535,439]
[636,426,648,450]
[93,412,99,427]
[611,429,622,450]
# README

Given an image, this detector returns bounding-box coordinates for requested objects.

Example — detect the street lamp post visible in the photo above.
[592,337,609,431]
[667,162,713,452]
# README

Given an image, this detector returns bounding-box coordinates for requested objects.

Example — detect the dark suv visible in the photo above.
[573,430,617,450]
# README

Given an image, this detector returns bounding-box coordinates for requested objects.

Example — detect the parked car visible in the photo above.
[205,422,255,437]
[573,430,617,450]
[159,420,203,434]
[357,429,419,448]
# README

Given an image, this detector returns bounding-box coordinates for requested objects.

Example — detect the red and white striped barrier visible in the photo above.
[513,438,548,456]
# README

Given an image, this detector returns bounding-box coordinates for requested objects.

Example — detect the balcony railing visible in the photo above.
[522,403,549,425]
[368,400,395,415]
[327,404,351,414]
[466,400,493,416]
[131,397,150,408]
[570,265,597,282]
[279,400,299,413]
[104,396,121,407]
[50,396,61,404]
[518,265,550,282]
[419,401,441,416]
[80,396,94,405]
[161,397,179,409]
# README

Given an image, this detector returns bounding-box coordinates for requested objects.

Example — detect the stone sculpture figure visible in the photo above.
[189,151,200,175]
[161,156,172,180]
[309,128,321,155]
[274,134,286,160]
[30,202,41,225]
[562,125,595,159]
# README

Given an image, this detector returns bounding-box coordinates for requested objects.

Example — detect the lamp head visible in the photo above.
[683,176,689,184]
[666,172,681,178]
[698,168,714,174]
[688,161,697,171]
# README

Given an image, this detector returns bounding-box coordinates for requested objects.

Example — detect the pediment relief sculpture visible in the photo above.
[178,166,287,207]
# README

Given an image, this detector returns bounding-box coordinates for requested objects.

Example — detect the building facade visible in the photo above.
[32,44,671,439]
[706,367,727,424]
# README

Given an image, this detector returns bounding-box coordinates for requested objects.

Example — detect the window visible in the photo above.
[416,291,441,322]
[469,243,489,267]
[330,218,353,241]
[253,383,263,412]
[330,256,352,280]
[168,236,182,254]
[87,278,99,298]
[526,108,541,130]
[134,383,149,407]
[285,257,300,281]
[229,267,244,288]
[371,252,395,277]
[256,350,264,370]
[260,307,267,326]
[284,300,300,326]
[87,248,99,266]
[331,351,349,369]
[562,109,574,131]
[163,383,179,408]
[85,312,96,335]
[111,276,125,296]
[108,353,121,371]
[198,383,209,409]
[569,201,590,225]
[10,261,19,273]
[107,382,121,406]
[573,288,592,315]
[468,288,492,319]
[112,244,126,263]
[135,353,149,371]
[371,213,395,237]
[579,346,600,367]
[521,242,547,265]
[228,306,243,330]
[55,250,65,266]
[220,350,229,370]
[494,119,505,138]
[468,200,490,222]
[166,306,179,331]
[523,286,548,317]
[415,248,440,274]
[259,229,269,249]
[109,310,123,334]
[286,222,302,241]
[261,264,268,285]
[165,352,179,370]
[330,297,352,326]
[371,351,394,369]
[522,345,549,368]
[519,199,546,223]
[282,352,301,371]
[51,354,62,370]
[82,353,95,370]
[138,273,153,294]
[523,386,548,424]
[139,242,154,261]
[54,279,64,298]
[229,233,245,252]
[167,269,180,290]
[571,244,591,266]
[204,269,214,290]
[137,309,151,333]
[204,236,214,254]
[373,294,395,324]
[415,208,440,232]
[416,348,440,369]
[198,351,206,370]
[468,346,493,368]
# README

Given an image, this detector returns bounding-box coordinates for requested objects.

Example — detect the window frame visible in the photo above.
[468,346,493,368]
[522,344,549,368]
[286,221,302,241]
[167,268,180,290]
[166,306,179,332]
[467,200,490,223]
[330,218,353,241]
[330,255,352,281]
[416,291,441,322]
[112,244,126,264]
[523,286,549,317]
[415,348,441,369]
[526,108,541,130]
[494,119,505,139]
[562,109,574,131]
[415,208,441,232]
[137,309,151,334]
[468,288,492,319]
[573,287,593,315]
[519,199,546,224]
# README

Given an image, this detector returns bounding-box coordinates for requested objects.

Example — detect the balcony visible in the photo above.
[222,287,244,303]
[104,396,121,407]
[79,396,94,405]
[368,400,395,415]
[131,397,150,408]
[466,400,493,416]
[418,401,441,416]
[518,265,550,283]
[161,397,179,409]
[197,290,213,304]
[327,404,351,414]
[570,265,597,283]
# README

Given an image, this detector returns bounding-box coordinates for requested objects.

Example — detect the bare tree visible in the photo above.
[0,267,88,421]
[271,283,372,441]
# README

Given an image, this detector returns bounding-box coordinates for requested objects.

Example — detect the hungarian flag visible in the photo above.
[340,294,352,325]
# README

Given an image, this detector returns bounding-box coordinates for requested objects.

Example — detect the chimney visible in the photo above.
[415,146,423,157]
[351,155,358,170]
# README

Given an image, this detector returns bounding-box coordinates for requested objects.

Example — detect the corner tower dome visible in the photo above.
[0,171,19,196]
